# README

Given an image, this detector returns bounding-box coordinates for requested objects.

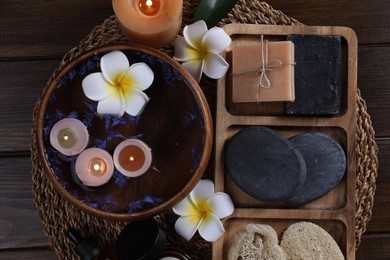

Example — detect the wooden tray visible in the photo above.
[213,25,357,259]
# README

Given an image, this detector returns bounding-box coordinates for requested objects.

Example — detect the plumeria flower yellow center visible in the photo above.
[82,51,154,116]
[174,20,231,82]
[172,179,234,242]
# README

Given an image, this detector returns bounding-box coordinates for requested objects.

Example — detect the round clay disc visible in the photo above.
[287,132,346,205]
[224,127,306,202]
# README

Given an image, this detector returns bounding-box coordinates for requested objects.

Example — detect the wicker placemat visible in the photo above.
[31,0,378,258]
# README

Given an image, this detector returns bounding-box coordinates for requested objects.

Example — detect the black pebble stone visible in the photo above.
[287,132,346,205]
[224,127,306,202]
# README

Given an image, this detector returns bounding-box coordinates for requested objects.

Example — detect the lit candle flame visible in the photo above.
[63,135,69,141]
[146,0,152,7]
[93,163,100,171]
[129,156,135,162]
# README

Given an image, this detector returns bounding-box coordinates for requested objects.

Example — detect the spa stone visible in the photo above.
[287,132,346,205]
[285,34,341,116]
[224,127,306,202]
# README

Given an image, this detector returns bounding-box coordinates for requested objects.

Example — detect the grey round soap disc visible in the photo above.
[287,132,346,205]
[224,127,306,202]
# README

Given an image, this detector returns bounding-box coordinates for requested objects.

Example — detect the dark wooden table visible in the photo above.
[1,0,389,259]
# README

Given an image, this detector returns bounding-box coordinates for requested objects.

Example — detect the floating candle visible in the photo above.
[112,0,183,48]
[113,139,152,177]
[49,118,89,156]
[75,148,114,187]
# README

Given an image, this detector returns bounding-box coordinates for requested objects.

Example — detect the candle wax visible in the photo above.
[119,145,146,171]
[57,128,77,149]
[139,0,160,16]
[88,157,107,177]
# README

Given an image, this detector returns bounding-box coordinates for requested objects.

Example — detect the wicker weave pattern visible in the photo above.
[31,0,378,258]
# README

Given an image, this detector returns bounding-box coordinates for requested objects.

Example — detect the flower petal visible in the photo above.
[203,52,229,79]
[123,88,149,116]
[183,20,208,50]
[189,179,214,208]
[182,59,204,82]
[97,92,125,116]
[174,216,202,241]
[82,72,114,101]
[207,192,234,219]
[198,212,225,242]
[101,51,129,85]
[202,27,232,54]
[174,37,201,62]
[172,195,199,217]
[124,62,154,91]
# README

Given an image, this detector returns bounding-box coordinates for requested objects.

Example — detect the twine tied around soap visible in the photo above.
[258,35,284,90]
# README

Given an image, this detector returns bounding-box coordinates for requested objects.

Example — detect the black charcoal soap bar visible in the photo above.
[285,34,341,115]
[224,127,306,203]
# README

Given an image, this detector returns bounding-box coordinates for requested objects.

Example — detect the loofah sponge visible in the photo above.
[280,222,344,260]
[228,224,287,260]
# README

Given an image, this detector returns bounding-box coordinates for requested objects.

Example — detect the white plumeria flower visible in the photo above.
[172,179,234,242]
[82,51,154,116]
[174,20,231,82]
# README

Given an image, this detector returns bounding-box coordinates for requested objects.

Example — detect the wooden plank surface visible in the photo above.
[0,248,56,260]
[0,156,50,249]
[0,59,60,152]
[357,234,390,260]
[0,0,114,58]
[358,45,390,137]
[362,139,390,233]
[265,0,390,44]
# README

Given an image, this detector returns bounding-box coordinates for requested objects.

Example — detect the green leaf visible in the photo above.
[193,0,239,28]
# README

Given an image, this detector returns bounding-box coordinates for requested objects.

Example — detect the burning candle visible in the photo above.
[112,0,183,48]
[75,148,114,187]
[49,118,89,156]
[113,139,152,177]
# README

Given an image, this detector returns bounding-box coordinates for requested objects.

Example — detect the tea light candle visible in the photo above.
[112,0,183,48]
[75,148,114,187]
[113,139,152,177]
[49,118,89,156]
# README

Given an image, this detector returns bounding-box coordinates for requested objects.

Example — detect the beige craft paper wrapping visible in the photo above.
[232,40,295,102]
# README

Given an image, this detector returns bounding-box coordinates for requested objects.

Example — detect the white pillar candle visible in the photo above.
[49,118,89,156]
[113,139,152,177]
[75,148,114,187]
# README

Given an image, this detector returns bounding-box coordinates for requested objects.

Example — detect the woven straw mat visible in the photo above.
[31,0,378,258]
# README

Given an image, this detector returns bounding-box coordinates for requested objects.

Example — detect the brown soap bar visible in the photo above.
[285,34,341,115]
[231,41,295,102]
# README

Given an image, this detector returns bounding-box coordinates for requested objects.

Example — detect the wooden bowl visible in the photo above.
[36,44,212,221]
